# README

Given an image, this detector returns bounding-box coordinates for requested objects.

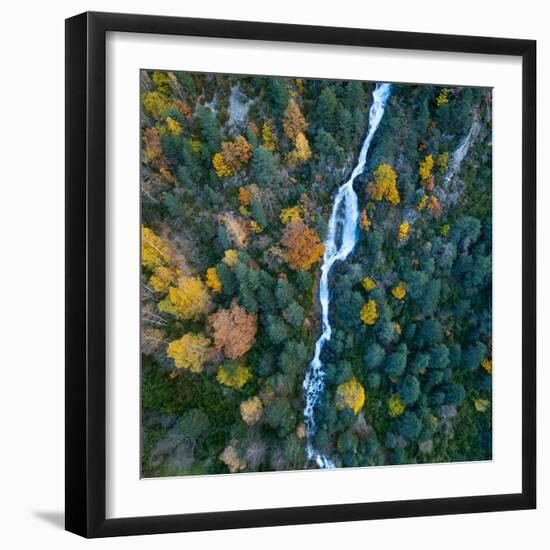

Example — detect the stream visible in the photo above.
[302,83,392,468]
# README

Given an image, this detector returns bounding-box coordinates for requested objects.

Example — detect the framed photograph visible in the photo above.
[65,11,536,538]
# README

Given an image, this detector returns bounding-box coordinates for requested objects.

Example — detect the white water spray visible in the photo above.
[302,83,392,468]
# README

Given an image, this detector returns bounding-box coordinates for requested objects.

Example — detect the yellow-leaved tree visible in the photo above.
[287,132,312,167]
[279,205,303,225]
[418,154,434,181]
[216,361,252,389]
[212,153,231,177]
[240,396,263,425]
[165,116,183,136]
[142,91,170,118]
[222,249,239,268]
[159,275,210,320]
[481,358,493,374]
[362,276,376,291]
[388,394,405,417]
[149,266,178,293]
[436,88,449,106]
[398,222,410,241]
[141,225,174,270]
[417,194,429,211]
[360,299,378,325]
[392,281,407,300]
[335,378,365,415]
[437,151,449,173]
[474,398,490,412]
[167,332,211,372]
[213,135,252,177]
[368,163,400,205]
[205,267,222,293]
[261,121,277,151]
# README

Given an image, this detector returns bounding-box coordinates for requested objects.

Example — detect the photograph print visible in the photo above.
[140,70,493,477]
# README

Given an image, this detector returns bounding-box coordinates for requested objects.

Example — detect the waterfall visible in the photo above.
[302,83,392,469]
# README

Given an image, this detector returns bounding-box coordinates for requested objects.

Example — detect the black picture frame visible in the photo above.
[65,11,536,538]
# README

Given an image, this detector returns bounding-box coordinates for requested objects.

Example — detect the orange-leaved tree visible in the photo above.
[360,209,371,231]
[281,220,324,271]
[213,135,252,177]
[209,302,258,359]
[283,98,308,142]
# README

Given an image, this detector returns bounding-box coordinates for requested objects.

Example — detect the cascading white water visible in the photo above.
[302,83,392,469]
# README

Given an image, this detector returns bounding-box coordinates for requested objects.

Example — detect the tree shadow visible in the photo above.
[33,510,65,530]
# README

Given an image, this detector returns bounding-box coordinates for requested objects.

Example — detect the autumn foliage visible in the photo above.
[391,281,407,300]
[150,266,178,293]
[360,299,379,325]
[238,186,251,206]
[360,209,371,231]
[436,88,449,106]
[167,332,211,372]
[159,275,210,320]
[398,222,410,241]
[213,135,252,177]
[427,195,442,218]
[362,276,376,291]
[279,205,303,225]
[388,394,405,417]
[481,358,493,375]
[209,302,258,359]
[240,396,264,425]
[335,378,365,414]
[141,225,174,270]
[287,132,312,167]
[418,154,434,181]
[281,221,324,271]
[283,98,308,142]
[222,249,239,268]
[219,214,249,249]
[206,267,222,293]
[216,361,252,389]
[368,163,400,205]
[220,442,247,472]
[261,121,277,151]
